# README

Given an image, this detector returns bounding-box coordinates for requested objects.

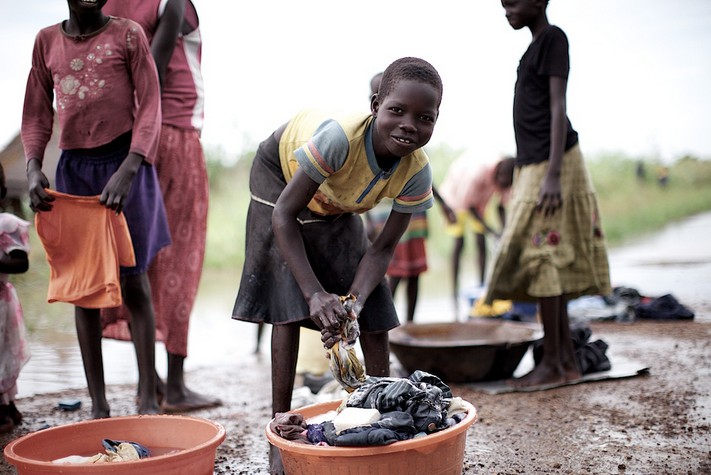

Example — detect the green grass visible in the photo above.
[588,154,711,245]
[203,147,711,272]
[13,147,711,336]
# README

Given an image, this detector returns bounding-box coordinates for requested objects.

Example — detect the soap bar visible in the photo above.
[332,407,381,434]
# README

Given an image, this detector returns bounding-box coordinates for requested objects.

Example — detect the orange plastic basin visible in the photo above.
[266,399,477,475]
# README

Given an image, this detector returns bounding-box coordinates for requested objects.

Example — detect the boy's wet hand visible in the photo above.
[308,291,345,332]
[320,329,339,349]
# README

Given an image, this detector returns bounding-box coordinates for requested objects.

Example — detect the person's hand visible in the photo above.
[100,153,142,214]
[441,203,456,224]
[536,173,562,217]
[308,290,345,336]
[26,159,54,212]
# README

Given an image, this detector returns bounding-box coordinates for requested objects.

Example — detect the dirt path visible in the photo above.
[3,301,710,474]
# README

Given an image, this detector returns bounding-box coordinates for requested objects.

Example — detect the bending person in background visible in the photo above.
[438,156,514,316]
[365,72,454,323]
[102,0,219,412]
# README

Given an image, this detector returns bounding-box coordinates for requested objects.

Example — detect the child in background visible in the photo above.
[0,165,31,433]
[365,72,455,323]
[232,57,443,474]
[438,156,514,316]
[101,0,220,413]
[23,0,170,417]
[486,0,610,388]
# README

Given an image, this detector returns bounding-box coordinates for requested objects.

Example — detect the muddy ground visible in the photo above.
[2,302,710,474]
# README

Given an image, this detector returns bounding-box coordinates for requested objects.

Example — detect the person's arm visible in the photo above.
[272,169,347,335]
[150,0,185,86]
[126,21,162,166]
[348,209,411,315]
[432,185,456,224]
[497,201,506,229]
[23,32,56,211]
[538,75,567,217]
[467,205,499,236]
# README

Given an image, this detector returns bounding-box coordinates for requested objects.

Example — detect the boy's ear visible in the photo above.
[370,93,380,117]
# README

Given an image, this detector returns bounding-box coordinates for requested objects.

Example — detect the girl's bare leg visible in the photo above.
[360,330,390,377]
[511,295,568,388]
[75,306,110,418]
[122,273,159,414]
[269,322,300,475]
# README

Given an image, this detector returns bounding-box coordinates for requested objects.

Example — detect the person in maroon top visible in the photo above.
[23,0,170,418]
[102,0,219,413]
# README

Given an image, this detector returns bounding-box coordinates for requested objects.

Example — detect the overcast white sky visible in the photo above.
[2,1,710,164]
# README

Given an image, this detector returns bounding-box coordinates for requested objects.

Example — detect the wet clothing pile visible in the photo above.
[271,371,469,447]
[52,439,150,464]
[327,295,366,392]
[567,287,695,323]
[634,293,694,320]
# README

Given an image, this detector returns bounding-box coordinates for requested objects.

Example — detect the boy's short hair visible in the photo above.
[378,57,443,107]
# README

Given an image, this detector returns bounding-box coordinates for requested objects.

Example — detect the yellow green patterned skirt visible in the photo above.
[484,144,611,303]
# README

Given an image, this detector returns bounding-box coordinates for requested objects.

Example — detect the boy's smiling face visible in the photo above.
[370,79,439,164]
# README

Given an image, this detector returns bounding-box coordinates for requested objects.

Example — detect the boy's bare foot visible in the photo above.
[509,362,568,389]
[91,408,111,419]
[137,403,160,415]
[0,415,14,434]
[269,444,285,475]
[162,387,222,413]
[7,402,23,425]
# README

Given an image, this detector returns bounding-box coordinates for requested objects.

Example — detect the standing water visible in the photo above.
[14,212,711,398]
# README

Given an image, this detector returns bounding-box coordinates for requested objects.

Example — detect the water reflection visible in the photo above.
[15,246,255,398]
[14,212,711,398]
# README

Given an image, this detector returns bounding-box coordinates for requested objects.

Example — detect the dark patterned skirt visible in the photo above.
[232,134,399,333]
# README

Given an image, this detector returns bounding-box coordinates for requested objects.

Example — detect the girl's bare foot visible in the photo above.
[162,387,222,413]
[138,403,161,415]
[509,362,567,388]
[91,408,111,419]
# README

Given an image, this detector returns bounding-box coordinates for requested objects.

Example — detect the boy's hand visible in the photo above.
[308,290,345,337]
[26,159,54,211]
[100,153,143,214]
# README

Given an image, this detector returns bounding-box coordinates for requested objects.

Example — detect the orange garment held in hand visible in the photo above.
[35,190,135,308]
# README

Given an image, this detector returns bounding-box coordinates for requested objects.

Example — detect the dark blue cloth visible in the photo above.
[634,294,694,320]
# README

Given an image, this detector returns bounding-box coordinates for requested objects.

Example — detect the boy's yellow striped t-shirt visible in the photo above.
[279,110,433,216]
